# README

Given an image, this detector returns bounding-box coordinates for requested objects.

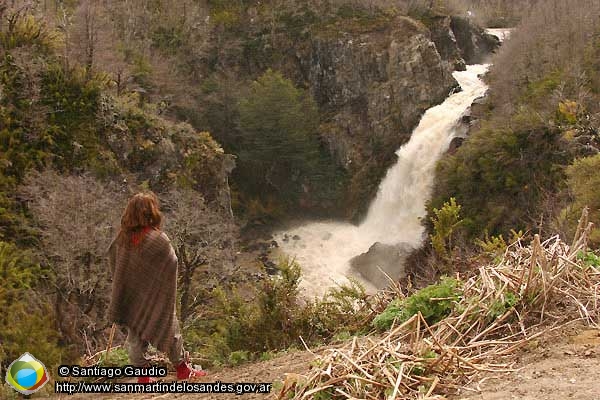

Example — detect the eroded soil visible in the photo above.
[453,325,600,400]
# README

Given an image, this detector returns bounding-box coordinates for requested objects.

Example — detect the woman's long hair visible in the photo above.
[117,192,163,246]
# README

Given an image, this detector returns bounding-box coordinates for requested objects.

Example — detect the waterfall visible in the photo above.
[276,64,490,296]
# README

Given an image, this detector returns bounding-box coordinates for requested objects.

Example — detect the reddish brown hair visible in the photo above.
[117,192,162,245]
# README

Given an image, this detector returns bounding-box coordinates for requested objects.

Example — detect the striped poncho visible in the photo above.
[108,229,181,356]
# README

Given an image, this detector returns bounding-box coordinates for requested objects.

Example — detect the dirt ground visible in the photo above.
[52,325,600,400]
[452,325,600,400]
[54,348,319,400]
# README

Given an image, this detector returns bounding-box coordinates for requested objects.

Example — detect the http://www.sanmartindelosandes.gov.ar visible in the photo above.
[5,352,50,395]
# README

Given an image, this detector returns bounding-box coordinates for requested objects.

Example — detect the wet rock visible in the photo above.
[428,15,466,72]
[262,259,279,275]
[447,137,464,154]
[429,15,499,71]
[349,242,414,289]
[450,16,500,64]
[469,94,491,121]
[454,59,467,71]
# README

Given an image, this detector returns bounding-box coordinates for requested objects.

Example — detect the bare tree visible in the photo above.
[489,0,600,120]
[161,188,238,324]
[19,170,126,354]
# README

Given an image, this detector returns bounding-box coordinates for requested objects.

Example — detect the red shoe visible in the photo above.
[137,376,156,383]
[176,352,207,379]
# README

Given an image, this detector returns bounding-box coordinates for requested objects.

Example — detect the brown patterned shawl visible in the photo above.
[108,229,180,355]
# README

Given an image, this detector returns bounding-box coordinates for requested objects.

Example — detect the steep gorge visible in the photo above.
[182,7,499,218]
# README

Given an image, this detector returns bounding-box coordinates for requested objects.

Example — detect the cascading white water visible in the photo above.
[276,64,490,296]
[485,28,512,42]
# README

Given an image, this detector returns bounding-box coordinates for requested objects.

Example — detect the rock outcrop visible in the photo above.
[100,98,235,214]
[449,16,500,64]
[429,16,500,72]
[428,16,467,71]
[299,16,459,219]
[350,241,414,289]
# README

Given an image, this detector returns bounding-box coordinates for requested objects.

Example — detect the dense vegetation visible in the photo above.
[0,3,235,373]
[235,70,345,216]
[9,0,505,221]
[430,0,600,251]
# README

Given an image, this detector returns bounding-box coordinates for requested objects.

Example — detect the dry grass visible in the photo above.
[278,209,600,399]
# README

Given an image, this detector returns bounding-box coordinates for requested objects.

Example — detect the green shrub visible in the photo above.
[373,277,462,330]
[40,64,107,171]
[487,291,518,320]
[300,278,370,340]
[151,25,185,53]
[0,242,62,369]
[184,258,372,367]
[228,350,250,366]
[372,298,404,331]
[566,154,600,245]
[431,123,567,240]
[0,12,61,54]
[576,250,600,269]
[0,54,49,243]
[430,197,462,258]
[475,230,523,262]
[521,70,563,107]
[98,347,130,368]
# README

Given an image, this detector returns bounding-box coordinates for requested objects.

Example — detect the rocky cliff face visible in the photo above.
[428,15,467,72]
[429,15,500,71]
[450,16,500,64]
[298,16,459,219]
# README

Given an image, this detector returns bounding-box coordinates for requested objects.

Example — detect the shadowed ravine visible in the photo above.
[276,64,490,296]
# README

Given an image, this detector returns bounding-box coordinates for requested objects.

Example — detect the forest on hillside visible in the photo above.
[1,0,600,397]
[429,0,600,253]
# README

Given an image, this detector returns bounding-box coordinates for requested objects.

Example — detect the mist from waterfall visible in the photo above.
[276,64,490,296]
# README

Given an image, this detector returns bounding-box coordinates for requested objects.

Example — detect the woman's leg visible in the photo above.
[166,329,185,365]
[167,320,206,378]
[126,328,150,367]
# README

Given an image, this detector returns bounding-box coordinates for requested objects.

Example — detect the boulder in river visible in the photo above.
[349,242,414,289]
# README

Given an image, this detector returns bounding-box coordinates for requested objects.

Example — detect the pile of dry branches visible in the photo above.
[280,211,600,399]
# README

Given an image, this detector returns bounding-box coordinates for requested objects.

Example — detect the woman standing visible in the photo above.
[108,192,206,383]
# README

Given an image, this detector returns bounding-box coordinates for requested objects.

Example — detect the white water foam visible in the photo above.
[276,64,490,297]
[485,28,513,42]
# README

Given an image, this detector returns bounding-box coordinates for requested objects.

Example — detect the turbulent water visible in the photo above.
[276,64,490,297]
[485,28,512,42]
